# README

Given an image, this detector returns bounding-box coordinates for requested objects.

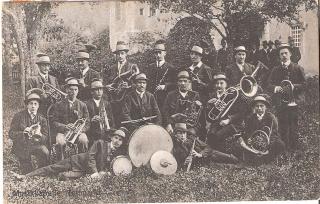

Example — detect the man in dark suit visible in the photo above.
[225,46,256,87]
[103,41,139,127]
[247,42,259,66]
[85,79,115,145]
[9,89,49,174]
[162,71,202,135]
[257,40,270,67]
[269,40,282,68]
[122,73,162,133]
[52,78,90,160]
[217,39,228,72]
[185,45,214,103]
[288,36,301,64]
[145,40,176,112]
[27,53,60,116]
[267,44,306,152]
[200,39,218,71]
[73,51,101,101]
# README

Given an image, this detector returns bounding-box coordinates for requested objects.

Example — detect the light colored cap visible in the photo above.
[213,73,227,82]
[278,43,292,52]
[90,79,104,89]
[76,51,90,59]
[25,88,43,103]
[190,45,203,55]
[113,129,126,138]
[154,43,166,51]
[234,46,248,54]
[36,55,51,64]
[177,70,190,79]
[113,41,129,53]
[174,123,188,132]
[150,150,177,175]
[253,95,270,106]
[135,73,148,81]
[65,77,80,86]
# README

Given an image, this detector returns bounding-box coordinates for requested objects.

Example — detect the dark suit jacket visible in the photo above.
[52,98,90,134]
[145,61,177,109]
[73,68,101,101]
[122,90,162,131]
[85,97,115,141]
[257,49,269,67]
[185,63,214,103]
[27,74,60,91]
[290,47,301,63]
[102,61,138,85]
[225,62,255,87]
[247,50,259,66]
[267,62,306,106]
[217,48,228,71]
[9,110,48,158]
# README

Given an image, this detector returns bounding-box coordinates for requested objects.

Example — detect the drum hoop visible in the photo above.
[128,124,170,142]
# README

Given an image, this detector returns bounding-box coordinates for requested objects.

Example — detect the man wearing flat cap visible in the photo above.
[13,128,127,180]
[225,46,256,87]
[235,95,285,165]
[145,40,177,112]
[9,89,49,174]
[27,53,60,115]
[162,71,203,135]
[185,45,214,103]
[103,41,139,127]
[121,73,162,132]
[267,43,306,152]
[51,77,90,160]
[74,50,101,101]
[85,79,115,145]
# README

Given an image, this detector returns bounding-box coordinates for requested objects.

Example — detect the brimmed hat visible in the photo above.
[177,70,190,79]
[252,95,270,107]
[262,40,268,45]
[76,51,90,60]
[268,40,274,45]
[278,43,292,52]
[25,88,43,104]
[153,43,166,52]
[174,123,188,132]
[234,46,248,54]
[36,53,51,64]
[134,73,148,81]
[65,77,80,87]
[113,41,129,54]
[190,45,203,55]
[274,40,281,45]
[112,129,126,138]
[90,79,104,89]
[213,73,228,82]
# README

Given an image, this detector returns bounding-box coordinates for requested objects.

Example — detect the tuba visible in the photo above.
[42,83,67,102]
[65,118,87,144]
[206,61,267,122]
[176,99,203,127]
[280,80,297,106]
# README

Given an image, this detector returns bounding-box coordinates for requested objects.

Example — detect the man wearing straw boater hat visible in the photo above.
[235,95,285,165]
[122,73,162,132]
[85,78,115,145]
[145,40,176,112]
[12,128,127,180]
[9,88,49,174]
[225,46,256,87]
[267,43,306,153]
[51,77,90,161]
[185,44,214,103]
[74,50,100,101]
[27,53,60,115]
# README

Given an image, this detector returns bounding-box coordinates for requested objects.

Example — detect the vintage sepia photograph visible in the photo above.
[1,0,319,203]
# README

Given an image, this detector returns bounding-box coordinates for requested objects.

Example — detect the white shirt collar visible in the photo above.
[93,98,101,107]
[189,61,203,71]
[156,60,165,68]
[257,113,265,121]
[217,90,225,98]
[82,67,89,76]
[179,90,188,98]
[136,90,145,98]
[39,72,48,80]
[236,62,245,72]
[282,60,291,67]
[27,109,37,118]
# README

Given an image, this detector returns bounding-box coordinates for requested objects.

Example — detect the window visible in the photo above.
[290,25,303,48]
[140,8,144,16]
[149,8,156,17]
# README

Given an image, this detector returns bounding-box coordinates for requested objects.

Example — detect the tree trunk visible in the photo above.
[2,17,13,86]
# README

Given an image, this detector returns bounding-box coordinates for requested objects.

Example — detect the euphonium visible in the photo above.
[65,118,87,144]
[42,83,67,101]
[280,80,297,106]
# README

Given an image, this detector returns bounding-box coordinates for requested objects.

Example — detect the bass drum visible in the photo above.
[111,155,133,176]
[128,124,173,167]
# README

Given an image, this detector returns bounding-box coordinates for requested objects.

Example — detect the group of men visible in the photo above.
[9,38,306,179]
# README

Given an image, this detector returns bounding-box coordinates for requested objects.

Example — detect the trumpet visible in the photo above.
[42,83,67,101]
[65,118,87,144]
[280,80,297,106]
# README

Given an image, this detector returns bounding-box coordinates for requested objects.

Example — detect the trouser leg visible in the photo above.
[30,145,50,168]
[18,157,33,174]
[77,133,89,153]
[26,158,72,177]
[56,133,67,161]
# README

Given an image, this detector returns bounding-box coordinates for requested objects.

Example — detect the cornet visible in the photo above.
[42,83,67,101]
[65,118,87,144]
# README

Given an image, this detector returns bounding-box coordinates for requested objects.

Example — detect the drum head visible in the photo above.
[150,150,177,175]
[112,156,132,176]
[129,124,173,167]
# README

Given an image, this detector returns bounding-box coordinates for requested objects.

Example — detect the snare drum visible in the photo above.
[150,150,177,175]
[111,155,132,176]
[128,124,173,167]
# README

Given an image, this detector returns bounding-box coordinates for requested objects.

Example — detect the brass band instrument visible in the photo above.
[245,122,272,155]
[207,61,268,122]
[42,83,67,101]
[65,118,87,144]
[99,102,111,132]
[153,67,169,95]
[176,99,203,127]
[280,80,297,106]
[23,122,42,141]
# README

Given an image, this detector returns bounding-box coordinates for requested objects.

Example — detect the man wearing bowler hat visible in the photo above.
[236,95,285,164]
[122,73,162,132]
[225,46,256,87]
[267,43,306,153]
[9,89,49,174]
[145,40,176,111]
[85,79,115,145]
[74,50,101,101]
[51,77,90,160]
[185,45,214,103]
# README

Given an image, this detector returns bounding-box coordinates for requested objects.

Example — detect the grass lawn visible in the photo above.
[3,77,319,203]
